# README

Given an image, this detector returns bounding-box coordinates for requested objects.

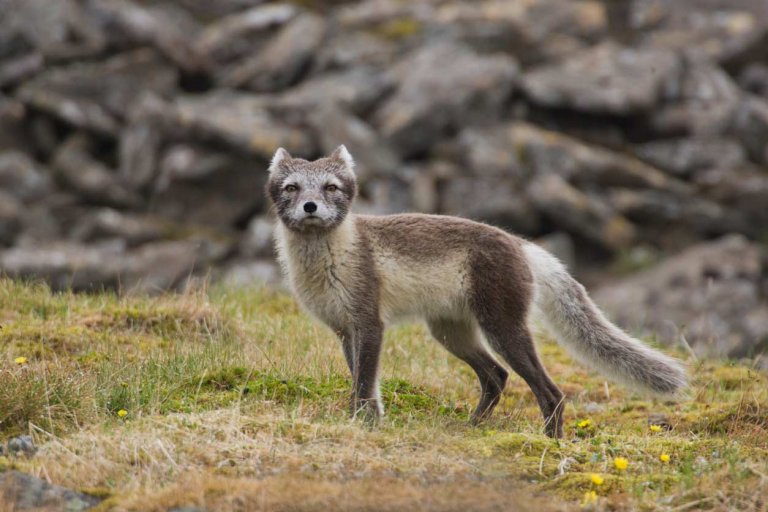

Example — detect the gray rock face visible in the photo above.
[17,49,177,135]
[434,0,606,64]
[634,137,747,178]
[595,235,768,359]
[522,43,680,114]
[6,435,36,456]
[221,13,327,91]
[0,239,226,293]
[0,151,51,201]
[374,42,519,157]
[171,92,315,159]
[0,470,102,511]
[528,174,636,250]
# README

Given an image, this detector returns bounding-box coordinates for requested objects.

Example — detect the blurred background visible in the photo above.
[0,0,766,364]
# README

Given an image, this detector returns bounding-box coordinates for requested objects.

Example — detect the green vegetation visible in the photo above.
[0,278,766,511]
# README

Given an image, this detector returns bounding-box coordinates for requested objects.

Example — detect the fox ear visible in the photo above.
[269,147,291,173]
[330,144,354,170]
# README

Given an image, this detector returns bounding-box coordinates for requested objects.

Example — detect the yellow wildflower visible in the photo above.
[577,419,592,428]
[614,457,629,471]
[14,356,27,365]
[582,490,598,507]
[590,473,604,486]
[650,424,662,432]
[659,453,671,463]
[117,409,128,418]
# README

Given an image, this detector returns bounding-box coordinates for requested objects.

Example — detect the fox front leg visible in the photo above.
[349,321,384,423]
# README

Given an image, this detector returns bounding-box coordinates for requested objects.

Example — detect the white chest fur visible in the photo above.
[274,220,359,327]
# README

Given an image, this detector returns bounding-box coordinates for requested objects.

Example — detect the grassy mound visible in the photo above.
[0,278,766,511]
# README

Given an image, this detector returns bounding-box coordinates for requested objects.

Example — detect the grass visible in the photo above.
[0,278,766,511]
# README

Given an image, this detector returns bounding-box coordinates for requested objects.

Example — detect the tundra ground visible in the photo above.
[0,279,766,511]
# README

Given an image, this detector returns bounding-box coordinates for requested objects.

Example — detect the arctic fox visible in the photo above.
[267,145,686,438]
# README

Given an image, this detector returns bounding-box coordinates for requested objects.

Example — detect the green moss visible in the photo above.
[370,18,423,40]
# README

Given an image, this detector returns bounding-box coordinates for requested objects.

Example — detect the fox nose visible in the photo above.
[303,201,317,214]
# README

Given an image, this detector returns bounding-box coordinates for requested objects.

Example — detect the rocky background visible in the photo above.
[0,0,766,362]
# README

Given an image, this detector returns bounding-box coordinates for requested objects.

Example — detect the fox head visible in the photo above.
[266,145,357,232]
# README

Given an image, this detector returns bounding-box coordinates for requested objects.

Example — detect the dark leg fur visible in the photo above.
[482,325,565,438]
[469,237,566,438]
[349,320,384,422]
[428,319,508,422]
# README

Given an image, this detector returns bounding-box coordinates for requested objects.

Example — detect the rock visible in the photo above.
[219,259,282,289]
[649,56,742,136]
[521,42,680,114]
[693,165,768,224]
[314,31,399,72]
[0,470,102,511]
[70,209,170,247]
[729,96,768,164]
[634,137,747,178]
[0,52,43,89]
[454,125,531,179]
[435,0,607,65]
[6,435,36,456]
[118,95,173,191]
[16,49,178,136]
[506,122,691,193]
[306,104,399,184]
[440,177,542,235]
[195,4,298,73]
[535,232,576,272]
[0,151,52,201]
[605,188,752,239]
[221,13,327,92]
[0,190,22,246]
[171,92,315,159]
[277,67,394,116]
[51,135,140,208]
[594,235,768,358]
[636,1,768,68]
[528,174,636,250]
[0,97,32,153]
[239,216,275,259]
[738,62,768,97]
[1,0,105,62]
[152,144,267,228]
[0,239,226,293]
[83,0,205,73]
[374,41,518,157]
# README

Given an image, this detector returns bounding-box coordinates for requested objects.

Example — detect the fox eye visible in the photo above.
[284,184,298,193]
[325,184,338,192]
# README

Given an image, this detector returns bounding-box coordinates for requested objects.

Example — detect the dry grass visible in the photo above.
[0,279,767,511]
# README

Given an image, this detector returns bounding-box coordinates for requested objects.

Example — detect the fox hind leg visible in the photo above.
[428,318,508,423]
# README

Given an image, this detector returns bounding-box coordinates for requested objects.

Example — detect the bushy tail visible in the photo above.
[523,243,687,395]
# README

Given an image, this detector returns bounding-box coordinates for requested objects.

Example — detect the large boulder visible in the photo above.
[220,13,327,92]
[528,174,636,250]
[0,151,52,201]
[594,235,768,359]
[16,49,178,136]
[434,0,607,64]
[521,42,680,114]
[0,239,227,293]
[633,137,747,178]
[374,41,518,157]
[152,143,267,228]
[649,56,743,136]
[170,92,315,159]
[195,3,298,77]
